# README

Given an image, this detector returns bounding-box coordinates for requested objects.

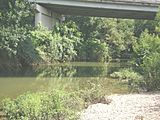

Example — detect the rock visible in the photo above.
[135,115,144,120]
[99,96,112,104]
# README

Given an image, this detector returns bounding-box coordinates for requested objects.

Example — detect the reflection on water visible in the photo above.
[0,62,131,102]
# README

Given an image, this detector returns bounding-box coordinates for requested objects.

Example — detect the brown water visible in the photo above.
[0,62,131,103]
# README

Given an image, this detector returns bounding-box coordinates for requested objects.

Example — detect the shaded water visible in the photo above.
[0,62,131,103]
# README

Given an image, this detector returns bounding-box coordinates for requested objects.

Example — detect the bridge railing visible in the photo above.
[73,0,160,5]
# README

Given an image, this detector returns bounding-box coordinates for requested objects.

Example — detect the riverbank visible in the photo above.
[1,92,160,120]
[81,93,160,120]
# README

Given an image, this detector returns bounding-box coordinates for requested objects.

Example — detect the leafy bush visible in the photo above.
[110,69,143,81]
[31,25,60,62]
[79,81,104,105]
[0,0,38,69]
[0,0,34,27]
[86,39,110,62]
[66,17,136,59]
[141,53,160,90]
[0,26,40,67]
[54,22,82,61]
[31,22,81,62]
[2,78,110,119]
[2,90,83,120]
[110,68,143,92]
[77,39,110,62]
[133,30,160,91]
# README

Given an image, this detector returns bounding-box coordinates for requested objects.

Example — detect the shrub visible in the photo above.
[53,22,82,62]
[0,0,34,27]
[2,79,109,119]
[140,53,160,91]
[0,26,40,67]
[80,39,110,62]
[2,90,84,120]
[31,22,82,62]
[0,0,38,70]
[110,68,143,92]
[110,69,143,81]
[133,30,160,91]
[79,82,104,105]
[31,25,60,62]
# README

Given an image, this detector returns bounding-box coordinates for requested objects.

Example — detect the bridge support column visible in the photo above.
[35,4,63,29]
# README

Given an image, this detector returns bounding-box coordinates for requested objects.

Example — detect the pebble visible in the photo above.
[80,93,160,120]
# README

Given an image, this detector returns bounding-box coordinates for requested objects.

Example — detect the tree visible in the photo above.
[66,16,136,60]
[0,0,38,69]
[133,30,160,90]
[0,0,34,27]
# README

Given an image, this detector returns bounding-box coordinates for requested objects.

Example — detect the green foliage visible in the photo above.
[17,36,40,66]
[133,30,160,63]
[31,22,82,62]
[2,82,107,120]
[134,10,160,37]
[31,25,60,62]
[141,53,160,90]
[79,81,104,104]
[2,90,83,120]
[54,22,82,61]
[133,31,160,90]
[110,68,143,81]
[0,26,40,67]
[81,39,110,62]
[0,26,20,56]
[110,68,143,92]
[0,0,34,27]
[0,0,38,68]
[67,17,136,59]
[1,0,160,94]
[134,20,156,37]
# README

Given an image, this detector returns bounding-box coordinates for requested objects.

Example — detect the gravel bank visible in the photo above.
[80,93,160,120]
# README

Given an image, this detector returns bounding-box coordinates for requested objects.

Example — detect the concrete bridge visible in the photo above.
[28,0,160,29]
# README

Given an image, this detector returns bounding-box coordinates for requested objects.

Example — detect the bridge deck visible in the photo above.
[29,0,160,19]
[70,0,160,5]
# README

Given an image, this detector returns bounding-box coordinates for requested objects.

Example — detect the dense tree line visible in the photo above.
[0,0,160,90]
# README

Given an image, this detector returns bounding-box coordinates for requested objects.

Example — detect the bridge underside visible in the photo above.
[28,0,159,29]
[30,0,158,19]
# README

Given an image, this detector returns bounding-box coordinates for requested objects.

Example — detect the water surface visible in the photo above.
[0,62,131,103]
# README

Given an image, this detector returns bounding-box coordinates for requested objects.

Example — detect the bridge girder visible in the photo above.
[28,0,159,28]
[29,0,159,19]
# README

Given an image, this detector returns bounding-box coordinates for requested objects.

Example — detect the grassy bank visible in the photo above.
[1,77,129,120]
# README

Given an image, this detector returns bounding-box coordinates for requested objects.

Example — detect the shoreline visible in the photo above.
[81,93,160,120]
